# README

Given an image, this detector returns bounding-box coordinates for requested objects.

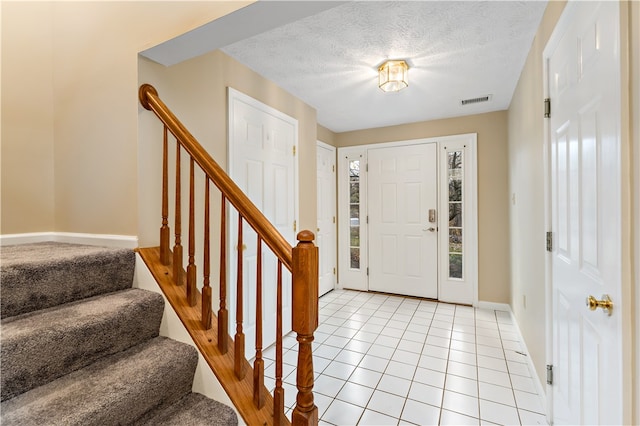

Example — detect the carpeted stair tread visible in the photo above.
[0,337,199,426]
[1,242,135,318]
[1,289,165,401]
[134,392,238,426]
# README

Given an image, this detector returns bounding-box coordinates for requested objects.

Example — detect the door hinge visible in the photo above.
[293,146,296,156]
[366,163,369,172]
[366,215,369,224]
[333,216,336,224]
[366,267,369,276]
[544,98,551,118]
[546,231,553,252]
[546,364,553,385]
[293,220,297,232]
[332,165,335,172]
[333,267,336,275]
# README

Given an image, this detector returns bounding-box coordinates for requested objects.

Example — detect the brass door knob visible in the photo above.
[586,294,613,316]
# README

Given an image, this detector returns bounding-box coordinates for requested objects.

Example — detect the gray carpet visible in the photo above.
[1,242,135,319]
[0,242,238,425]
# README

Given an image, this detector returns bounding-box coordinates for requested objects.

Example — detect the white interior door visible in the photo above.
[546,2,622,424]
[228,88,297,359]
[317,142,336,296]
[368,143,438,298]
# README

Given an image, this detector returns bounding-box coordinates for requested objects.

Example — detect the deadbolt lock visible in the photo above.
[428,209,437,223]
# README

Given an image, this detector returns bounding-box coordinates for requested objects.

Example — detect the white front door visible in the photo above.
[317,142,337,296]
[228,88,297,359]
[546,2,623,424]
[368,143,438,298]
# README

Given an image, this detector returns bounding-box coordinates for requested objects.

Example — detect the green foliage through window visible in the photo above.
[448,151,463,279]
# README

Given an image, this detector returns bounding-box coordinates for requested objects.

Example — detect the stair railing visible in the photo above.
[138,84,318,426]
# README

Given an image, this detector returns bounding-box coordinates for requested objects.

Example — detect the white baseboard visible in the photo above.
[506,309,548,415]
[476,300,547,414]
[0,232,138,249]
[476,300,511,312]
[0,232,56,246]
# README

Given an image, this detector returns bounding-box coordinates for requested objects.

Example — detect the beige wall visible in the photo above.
[632,0,640,420]
[507,1,566,388]
[317,124,337,147]
[334,111,511,304]
[137,50,318,249]
[1,2,55,234]
[1,1,251,236]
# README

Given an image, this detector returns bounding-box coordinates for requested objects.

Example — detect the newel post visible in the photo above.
[291,230,319,426]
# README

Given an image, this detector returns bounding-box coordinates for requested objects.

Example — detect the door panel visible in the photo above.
[228,90,296,359]
[547,2,622,424]
[317,144,337,296]
[368,143,438,298]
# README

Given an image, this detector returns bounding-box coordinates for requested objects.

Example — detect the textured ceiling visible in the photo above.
[143,1,548,134]
[220,1,547,133]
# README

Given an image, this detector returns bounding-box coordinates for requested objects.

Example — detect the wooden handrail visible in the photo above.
[139,84,293,271]
[139,83,318,426]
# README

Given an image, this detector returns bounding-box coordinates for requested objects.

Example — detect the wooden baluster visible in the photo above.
[234,215,245,379]
[218,194,228,354]
[202,178,212,329]
[173,143,184,285]
[159,126,170,265]
[253,236,265,408]
[186,158,197,306]
[291,231,319,426]
[273,260,285,425]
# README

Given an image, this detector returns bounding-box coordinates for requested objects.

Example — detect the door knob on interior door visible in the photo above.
[423,227,436,232]
[586,294,613,316]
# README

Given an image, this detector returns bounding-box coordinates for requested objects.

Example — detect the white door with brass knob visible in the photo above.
[546,2,623,424]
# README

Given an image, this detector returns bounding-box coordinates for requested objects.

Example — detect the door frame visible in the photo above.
[337,133,478,305]
[317,140,337,296]
[543,1,633,422]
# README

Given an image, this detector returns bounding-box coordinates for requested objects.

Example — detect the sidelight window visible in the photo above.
[349,160,361,269]
[448,151,463,279]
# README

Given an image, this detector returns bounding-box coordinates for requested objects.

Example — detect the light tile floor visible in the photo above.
[263,289,548,425]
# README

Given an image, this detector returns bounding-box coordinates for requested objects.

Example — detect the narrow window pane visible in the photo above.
[448,151,463,202]
[449,179,462,202]
[449,228,463,253]
[350,204,359,221]
[350,248,360,269]
[349,160,360,178]
[350,183,360,203]
[448,151,463,171]
[449,254,463,279]
[449,203,462,227]
[350,226,360,247]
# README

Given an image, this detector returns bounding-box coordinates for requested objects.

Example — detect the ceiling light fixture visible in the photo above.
[378,60,409,92]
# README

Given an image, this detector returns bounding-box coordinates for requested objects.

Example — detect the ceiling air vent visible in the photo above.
[461,95,492,106]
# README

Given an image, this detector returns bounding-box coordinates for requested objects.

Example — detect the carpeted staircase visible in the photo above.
[0,242,238,426]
